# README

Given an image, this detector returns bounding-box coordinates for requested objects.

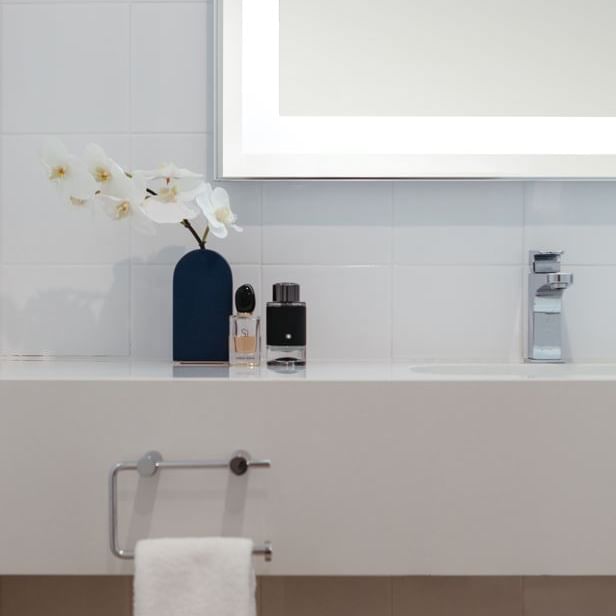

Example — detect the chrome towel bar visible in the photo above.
[109,450,272,561]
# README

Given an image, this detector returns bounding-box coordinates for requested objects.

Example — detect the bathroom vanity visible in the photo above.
[2,360,616,575]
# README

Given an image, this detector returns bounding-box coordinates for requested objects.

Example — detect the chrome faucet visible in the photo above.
[527,251,573,363]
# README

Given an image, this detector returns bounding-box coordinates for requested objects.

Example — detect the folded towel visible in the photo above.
[134,537,256,616]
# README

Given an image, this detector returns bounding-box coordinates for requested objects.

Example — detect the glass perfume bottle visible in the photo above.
[229,284,261,366]
[266,282,306,367]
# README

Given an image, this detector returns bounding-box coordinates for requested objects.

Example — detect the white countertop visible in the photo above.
[1,358,616,381]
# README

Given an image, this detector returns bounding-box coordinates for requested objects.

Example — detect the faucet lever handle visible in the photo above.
[530,250,563,273]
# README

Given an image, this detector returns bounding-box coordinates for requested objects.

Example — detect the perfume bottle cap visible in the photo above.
[235,284,256,313]
[272,282,300,303]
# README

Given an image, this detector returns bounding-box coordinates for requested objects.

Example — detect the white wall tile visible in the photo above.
[131,263,260,360]
[1,265,130,356]
[1,5,130,133]
[0,95,3,352]
[1,0,614,364]
[0,267,4,356]
[262,266,392,361]
[131,3,210,132]
[524,182,616,265]
[1,135,130,265]
[563,266,616,362]
[132,133,209,174]
[263,182,392,265]
[394,182,524,265]
[393,266,523,361]
[0,0,208,3]
[130,265,173,360]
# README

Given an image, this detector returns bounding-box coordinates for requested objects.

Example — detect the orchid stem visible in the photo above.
[181,219,205,249]
[201,225,210,246]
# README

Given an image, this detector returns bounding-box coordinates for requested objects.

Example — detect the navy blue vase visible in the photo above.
[173,248,233,363]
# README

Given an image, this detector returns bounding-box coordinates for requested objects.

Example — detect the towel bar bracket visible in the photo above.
[109,450,272,561]
[136,451,163,477]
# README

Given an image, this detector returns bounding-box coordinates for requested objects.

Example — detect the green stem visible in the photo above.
[201,225,210,246]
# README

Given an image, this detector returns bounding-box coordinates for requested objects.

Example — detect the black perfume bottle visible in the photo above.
[266,283,306,367]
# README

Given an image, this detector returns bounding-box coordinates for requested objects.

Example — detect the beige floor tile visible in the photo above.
[392,576,522,616]
[261,576,392,616]
[256,575,263,615]
[1,576,132,616]
[524,577,616,616]
[128,575,134,615]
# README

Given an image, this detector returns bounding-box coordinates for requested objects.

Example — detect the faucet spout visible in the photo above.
[539,272,574,293]
[527,251,573,363]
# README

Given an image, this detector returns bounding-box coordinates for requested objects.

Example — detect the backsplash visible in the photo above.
[1,1,615,362]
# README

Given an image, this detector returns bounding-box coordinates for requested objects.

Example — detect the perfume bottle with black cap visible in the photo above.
[229,284,261,366]
[266,282,306,367]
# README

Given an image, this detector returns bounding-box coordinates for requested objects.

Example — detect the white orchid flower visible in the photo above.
[99,173,155,235]
[40,143,234,248]
[140,179,207,224]
[97,172,154,233]
[103,196,157,235]
[136,162,203,181]
[40,138,98,205]
[84,143,131,199]
[196,186,242,239]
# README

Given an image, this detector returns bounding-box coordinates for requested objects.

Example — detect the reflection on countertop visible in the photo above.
[1,358,616,382]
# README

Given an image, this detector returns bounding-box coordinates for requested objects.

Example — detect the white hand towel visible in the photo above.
[134,537,256,616]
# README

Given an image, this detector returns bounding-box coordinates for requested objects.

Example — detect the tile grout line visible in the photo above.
[0,1,212,5]
[389,181,395,362]
[521,181,528,259]
[6,262,610,268]
[127,0,134,359]
[2,131,211,136]
[521,182,529,358]
[0,3,3,136]
[0,3,4,354]
[259,182,265,321]
[127,574,134,616]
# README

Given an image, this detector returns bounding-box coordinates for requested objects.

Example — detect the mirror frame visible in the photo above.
[215,0,616,180]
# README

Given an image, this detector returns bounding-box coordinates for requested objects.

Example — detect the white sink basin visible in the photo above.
[409,363,616,379]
